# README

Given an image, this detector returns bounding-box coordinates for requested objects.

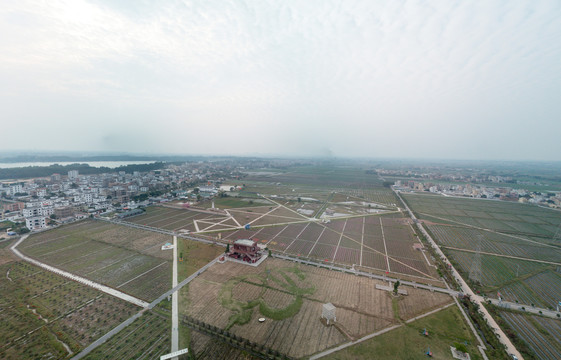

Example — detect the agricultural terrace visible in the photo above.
[83,310,171,360]
[0,261,139,360]
[402,193,561,242]
[219,214,440,282]
[181,258,452,358]
[19,219,173,301]
[499,311,561,360]
[324,306,483,360]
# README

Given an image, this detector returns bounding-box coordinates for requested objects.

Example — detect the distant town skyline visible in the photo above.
[1,1,561,161]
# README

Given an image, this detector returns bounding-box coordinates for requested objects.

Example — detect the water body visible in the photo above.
[0,161,156,169]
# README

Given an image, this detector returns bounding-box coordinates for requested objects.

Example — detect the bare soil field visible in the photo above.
[181,257,453,358]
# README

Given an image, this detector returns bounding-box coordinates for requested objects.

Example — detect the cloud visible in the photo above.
[0,0,560,160]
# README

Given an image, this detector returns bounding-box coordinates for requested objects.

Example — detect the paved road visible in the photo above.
[394,189,524,360]
[11,235,149,308]
[171,235,179,358]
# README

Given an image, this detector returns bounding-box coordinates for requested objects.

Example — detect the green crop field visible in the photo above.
[0,261,139,360]
[403,193,561,242]
[20,220,173,301]
[324,305,482,360]
[82,310,171,360]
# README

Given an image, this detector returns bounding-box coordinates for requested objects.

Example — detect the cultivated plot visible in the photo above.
[19,220,173,301]
[0,261,139,360]
[500,311,561,360]
[181,257,452,358]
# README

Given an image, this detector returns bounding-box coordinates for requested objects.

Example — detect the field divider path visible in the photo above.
[225,209,242,227]
[259,194,311,220]
[116,261,168,288]
[284,223,310,254]
[265,225,289,246]
[441,246,561,266]
[246,205,281,225]
[380,218,390,273]
[417,211,559,249]
[307,227,327,258]
[11,235,149,308]
[360,217,365,266]
[309,303,455,359]
[409,223,437,269]
[332,219,348,262]
[73,255,222,360]
[195,216,238,232]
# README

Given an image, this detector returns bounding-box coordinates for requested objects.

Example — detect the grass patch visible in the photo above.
[218,266,315,329]
[324,306,482,360]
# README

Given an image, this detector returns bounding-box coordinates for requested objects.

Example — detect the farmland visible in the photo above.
[324,305,483,360]
[499,310,561,360]
[218,213,439,282]
[19,219,173,301]
[82,310,171,360]
[0,260,139,360]
[402,193,561,242]
[181,257,453,358]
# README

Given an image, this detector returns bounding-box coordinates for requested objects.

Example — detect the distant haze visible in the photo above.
[1,1,560,161]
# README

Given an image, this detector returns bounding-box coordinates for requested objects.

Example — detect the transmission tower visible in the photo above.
[469,235,483,286]
[553,223,561,243]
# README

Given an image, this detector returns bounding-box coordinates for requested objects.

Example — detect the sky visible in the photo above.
[1,0,560,161]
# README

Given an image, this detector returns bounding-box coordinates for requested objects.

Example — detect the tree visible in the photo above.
[297,197,301,202]
[226,244,230,253]
[393,281,400,295]
[50,214,57,219]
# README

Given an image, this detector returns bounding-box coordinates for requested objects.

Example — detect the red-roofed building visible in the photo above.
[228,239,263,263]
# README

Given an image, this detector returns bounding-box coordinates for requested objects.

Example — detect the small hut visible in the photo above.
[322,303,336,324]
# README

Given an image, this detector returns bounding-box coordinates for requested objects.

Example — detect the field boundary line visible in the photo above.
[11,235,149,308]
[284,222,310,254]
[418,211,559,250]
[265,225,288,246]
[360,217,365,266]
[117,261,168,288]
[225,209,242,227]
[380,218,390,273]
[332,219,348,262]
[73,255,222,359]
[442,246,561,266]
[310,302,455,359]
[307,227,327,258]
[259,194,311,220]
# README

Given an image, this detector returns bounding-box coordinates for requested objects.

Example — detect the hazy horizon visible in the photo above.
[1,1,560,161]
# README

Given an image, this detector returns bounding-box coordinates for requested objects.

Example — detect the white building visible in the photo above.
[68,170,79,180]
[26,216,47,230]
[82,193,93,203]
[9,184,23,196]
[23,206,54,217]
